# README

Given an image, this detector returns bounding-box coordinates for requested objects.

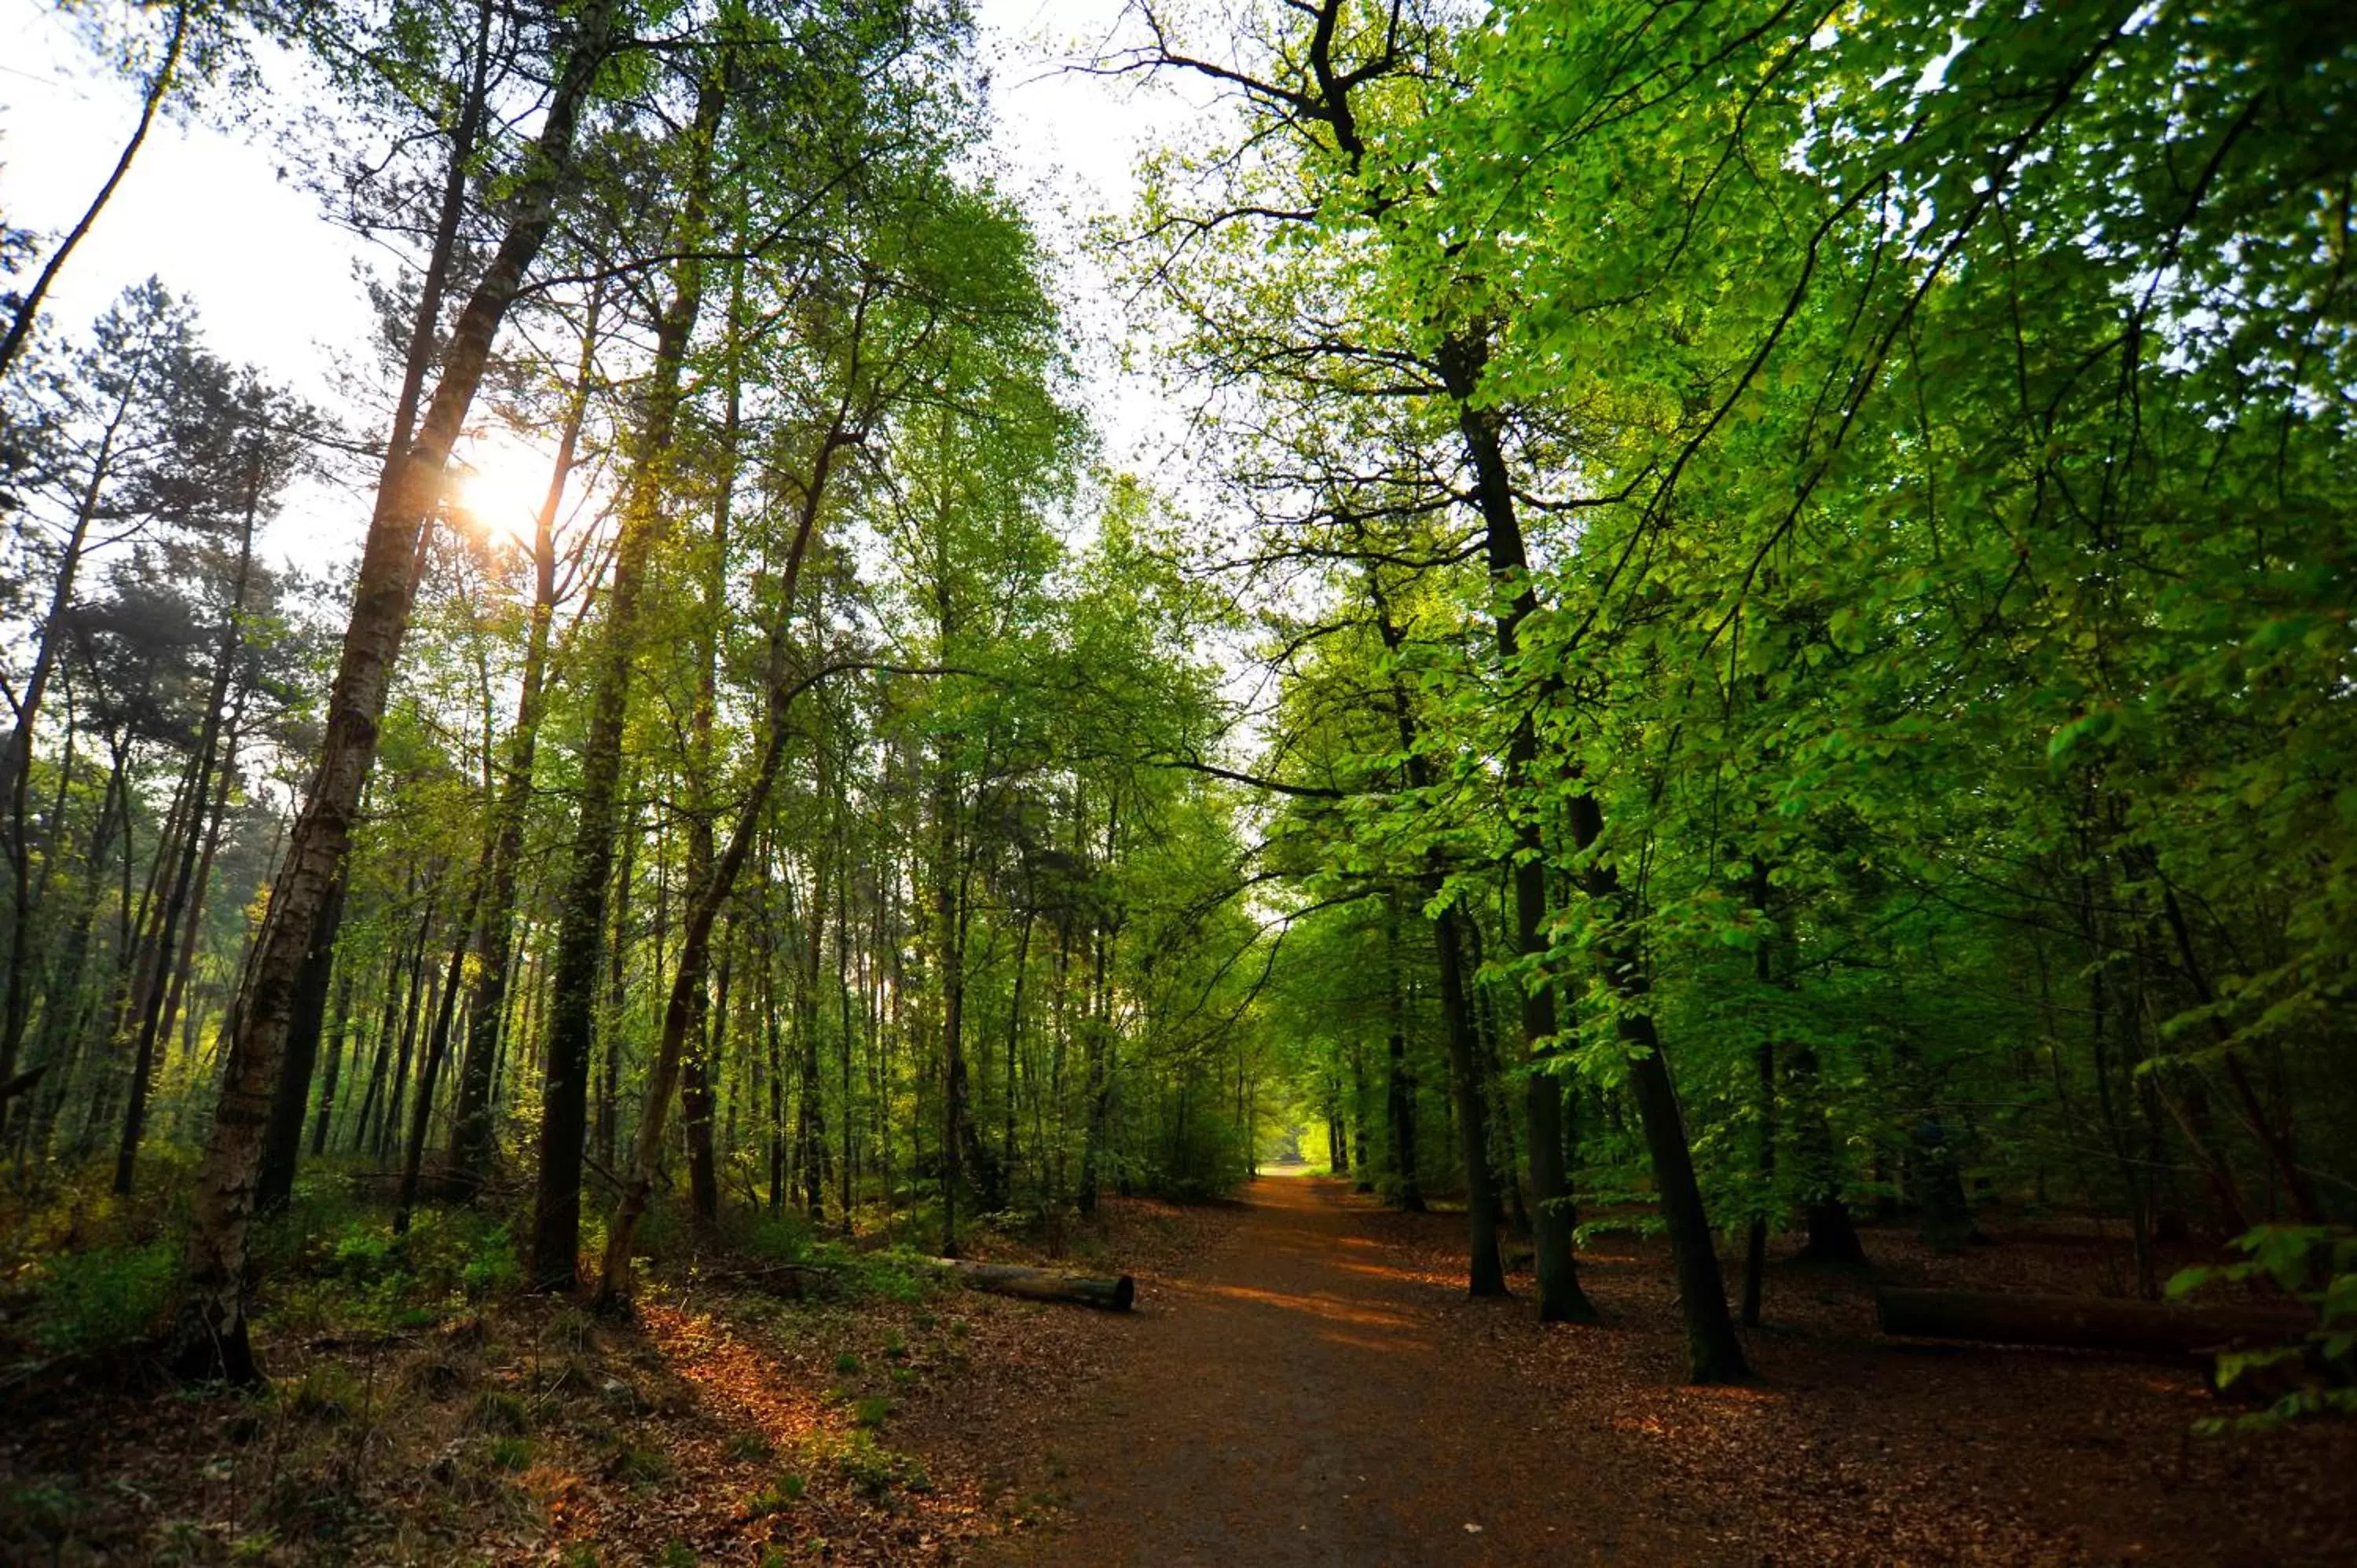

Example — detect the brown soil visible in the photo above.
[970,1174,2357,1568]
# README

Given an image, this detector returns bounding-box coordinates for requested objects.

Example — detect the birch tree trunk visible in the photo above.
[170,0,623,1381]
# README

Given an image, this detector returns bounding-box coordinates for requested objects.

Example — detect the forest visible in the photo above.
[1,0,2353,1562]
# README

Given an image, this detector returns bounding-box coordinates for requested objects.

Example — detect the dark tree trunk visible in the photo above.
[1366,569,1512,1290]
[1566,798,1748,1382]
[1349,1041,1372,1192]
[1878,1287,2309,1358]
[1003,903,1033,1190]
[1438,333,1594,1322]
[379,921,437,1163]
[258,874,346,1211]
[1078,804,1116,1218]
[1739,860,1777,1328]
[353,901,427,1157]
[1384,897,1424,1213]
[535,148,716,1283]
[1432,901,1507,1297]
[796,892,827,1222]
[931,1257,1135,1311]
[767,943,786,1211]
[683,930,729,1226]
[14,746,125,1162]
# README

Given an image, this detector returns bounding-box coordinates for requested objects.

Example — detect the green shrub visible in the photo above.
[329,1222,398,1283]
[460,1226,522,1299]
[836,1431,927,1500]
[29,1239,174,1354]
[2172,1223,2357,1428]
[744,1471,805,1516]
[808,1240,926,1305]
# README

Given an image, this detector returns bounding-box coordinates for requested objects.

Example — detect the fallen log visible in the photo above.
[927,1258,1135,1312]
[1877,1287,2309,1359]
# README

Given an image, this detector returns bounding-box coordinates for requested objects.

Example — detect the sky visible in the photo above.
[0,0,1216,572]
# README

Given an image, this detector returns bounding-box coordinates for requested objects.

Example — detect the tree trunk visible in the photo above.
[1567,797,1748,1382]
[1432,900,1508,1297]
[1366,570,1512,1290]
[379,916,439,1163]
[592,485,837,1305]
[1349,1039,1372,1192]
[13,745,126,1162]
[1439,336,1596,1322]
[585,134,881,1302]
[3,370,152,1134]
[156,714,240,1069]
[797,886,827,1222]
[530,85,719,1284]
[1078,803,1117,1217]
[676,259,739,1231]
[1384,894,1424,1212]
[1003,903,1033,1192]
[937,778,970,1255]
[308,958,355,1159]
[449,290,600,1195]
[927,1257,1135,1311]
[115,466,260,1196]
[170,0,620,1383]
[396,883,481,1233]
[257,872,346,1211]
[1740,859,1777,1328]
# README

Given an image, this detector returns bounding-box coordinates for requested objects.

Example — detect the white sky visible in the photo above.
[0,0,1215,573]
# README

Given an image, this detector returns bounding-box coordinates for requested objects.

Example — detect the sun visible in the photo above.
[453,430,557,549]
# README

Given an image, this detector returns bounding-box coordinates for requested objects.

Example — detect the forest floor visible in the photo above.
[4,1175,2355,1565]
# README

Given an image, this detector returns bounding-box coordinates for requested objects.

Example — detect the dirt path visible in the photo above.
[977,1173,1685,1567]
[965,1177,2357,1568]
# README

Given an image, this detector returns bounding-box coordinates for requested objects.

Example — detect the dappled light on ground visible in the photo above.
[1187,1280,1424,1335]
